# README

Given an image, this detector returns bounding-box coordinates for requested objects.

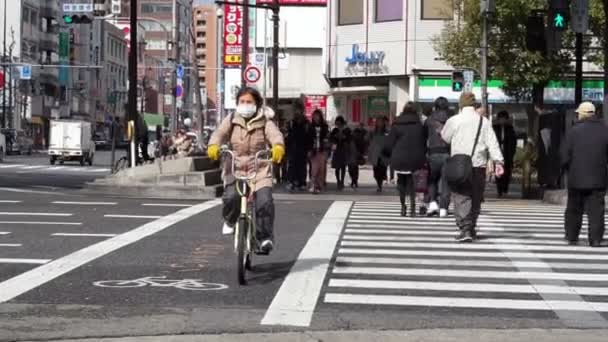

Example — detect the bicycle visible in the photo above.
[221,146,272,285]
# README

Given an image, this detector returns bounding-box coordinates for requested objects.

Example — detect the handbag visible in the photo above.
[414,164,429,193]
[445,117,483,188]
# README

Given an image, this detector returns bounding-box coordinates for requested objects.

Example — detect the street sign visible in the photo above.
[176,64,184,79]
[463,70,474,93]
[20,64,32,80]
[571,0,589,34]
[244,65,261,83]
[223,4,243,67]
[62,3,93,13]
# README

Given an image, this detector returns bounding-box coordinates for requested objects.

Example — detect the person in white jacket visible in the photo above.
[441,93,504,242]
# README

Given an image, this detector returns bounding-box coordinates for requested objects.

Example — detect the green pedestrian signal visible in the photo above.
[63,15,73,24]
[452,71,464,92]
[554,13,565,28]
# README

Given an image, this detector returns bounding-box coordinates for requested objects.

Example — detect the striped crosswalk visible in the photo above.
[0,164,109,174]
[322,201,608,315]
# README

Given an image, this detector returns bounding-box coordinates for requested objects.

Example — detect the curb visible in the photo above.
[82,183,222,200]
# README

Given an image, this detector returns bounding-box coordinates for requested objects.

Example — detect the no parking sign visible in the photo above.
[244,65,261,84]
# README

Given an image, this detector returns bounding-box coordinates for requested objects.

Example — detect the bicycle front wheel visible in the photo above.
[236,217,248,285]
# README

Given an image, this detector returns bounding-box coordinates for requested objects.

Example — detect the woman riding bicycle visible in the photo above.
[207,87,285,255]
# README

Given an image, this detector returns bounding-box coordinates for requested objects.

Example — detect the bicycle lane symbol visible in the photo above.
[93,276,229,291]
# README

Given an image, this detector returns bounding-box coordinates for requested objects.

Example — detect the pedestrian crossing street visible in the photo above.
[0,164,110,174]
[321,201,608,315]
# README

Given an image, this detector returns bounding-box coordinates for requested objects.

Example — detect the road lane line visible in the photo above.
[328,279,608,296]
[0,187,58,194]
[0,221,81,225]
[0,200,22,203]
[338,248,608,260]
[0,232,10,235]
[104,214,162,219]
[85,168,111,172]
[0,258,51,265]
[324,293,608,312]
[142,203,193,207]
[51,233,118,237]
[0,199,221,303]
[52,201,118,206]
[0,212,72,217]
[0,244,21,247]
[261,201,352,327]
[0,164,25,169]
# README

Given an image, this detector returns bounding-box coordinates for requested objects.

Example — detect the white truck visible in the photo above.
[49,120,95,166]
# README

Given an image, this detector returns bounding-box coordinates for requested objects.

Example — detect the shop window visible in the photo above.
[338,0,364,25]
[376,0,403,22]
[421,0,454,20]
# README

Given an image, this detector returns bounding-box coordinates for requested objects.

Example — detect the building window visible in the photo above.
[201,54,206,60]
[376,0,402,22]
[338,0,364,25]
[421,0,454,20]
[30,10,38,27]
[23,7,30,23]
[197,20,205,26]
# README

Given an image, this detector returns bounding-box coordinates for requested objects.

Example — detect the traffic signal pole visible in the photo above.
[575,33,583,105]
[272,0,279,112]
[128,0,138,165]
[481,7,489,116]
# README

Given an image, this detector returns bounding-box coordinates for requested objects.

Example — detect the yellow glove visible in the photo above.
[271,145,285,164]
[207,144,220,161]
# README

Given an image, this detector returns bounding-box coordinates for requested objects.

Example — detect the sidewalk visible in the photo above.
[47,329,608,342]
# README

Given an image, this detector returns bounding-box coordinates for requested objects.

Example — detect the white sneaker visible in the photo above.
[260,239,274,254]
[222,222,235,235]
[427,201,439,215]
[439,209,448,218]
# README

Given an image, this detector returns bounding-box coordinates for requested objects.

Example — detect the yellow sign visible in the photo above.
[225,55,242,64]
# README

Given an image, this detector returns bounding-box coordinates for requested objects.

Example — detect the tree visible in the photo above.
[588,0,608,117]
[432,0,573,103]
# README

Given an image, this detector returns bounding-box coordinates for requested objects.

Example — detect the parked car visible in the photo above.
[0,129,34,155]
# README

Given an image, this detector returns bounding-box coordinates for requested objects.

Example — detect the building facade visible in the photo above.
[193,4,217,126]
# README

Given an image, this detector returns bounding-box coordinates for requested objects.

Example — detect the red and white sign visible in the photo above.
[223,2,244,66]
[257,0,327,5]
[244,65,261,83]
[303,95,327,120]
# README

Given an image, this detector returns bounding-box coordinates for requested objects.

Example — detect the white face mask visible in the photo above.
[237,104,257,118]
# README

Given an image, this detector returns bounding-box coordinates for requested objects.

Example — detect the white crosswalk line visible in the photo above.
[319,201,608,320]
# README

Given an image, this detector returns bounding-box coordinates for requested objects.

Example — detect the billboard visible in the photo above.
[303,95,327,120]
[223,2,244,66]
[257,0,327,5]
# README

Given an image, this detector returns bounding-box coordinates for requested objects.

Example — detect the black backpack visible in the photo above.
[445,117,483,188]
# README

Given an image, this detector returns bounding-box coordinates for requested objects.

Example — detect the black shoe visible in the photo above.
[419,206,427,216]
[456,230,473,243]
[401,205,407,217]
[589,240,608,247]
[257,239,274,255]
[471,230,478,240]
[567,240,579,246]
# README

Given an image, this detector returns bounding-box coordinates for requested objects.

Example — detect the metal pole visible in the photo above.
[263,9,268,103]
[128,0,138,165]
[2,0,7,128]
[271,0,279,112]
[575,32,583,105]
[172,0,178,134]
[216,10,224,125]
[110,95,117,173]
[481,11,489,115]
[8,45,12,128]
[241,2,249,88]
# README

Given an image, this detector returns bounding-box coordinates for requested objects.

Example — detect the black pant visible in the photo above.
[335,166,346,187]
[348,164,359,186]
[222,185,275,242]
[427,153,450,209]
[373,161,388,188]
[496,163,513,195]
[452,168,486,232]
[397,173,416,213]
[288,154,308,187]
[565,188,606,243]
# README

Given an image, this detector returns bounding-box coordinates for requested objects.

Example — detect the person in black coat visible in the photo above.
[286,112,311,190]
[384,102,428,217]
[561,102,608,247]
[493,110,517,197]
[330,116,352,190]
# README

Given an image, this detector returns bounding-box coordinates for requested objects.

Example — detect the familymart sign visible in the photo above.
[418,78,605,104]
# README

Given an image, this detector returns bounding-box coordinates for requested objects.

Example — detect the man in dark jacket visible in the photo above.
[423,97,452,217]
[493,111,517,197]
[286,112,311,190]
[561,102,608,247]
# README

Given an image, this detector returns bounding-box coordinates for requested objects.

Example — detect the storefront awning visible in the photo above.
[329,86,388,94]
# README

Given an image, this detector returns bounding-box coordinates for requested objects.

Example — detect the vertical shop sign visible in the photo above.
[224,2,244,66]
[303,95,327,120]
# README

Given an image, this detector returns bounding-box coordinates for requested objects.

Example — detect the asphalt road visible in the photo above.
[1,177,608,340]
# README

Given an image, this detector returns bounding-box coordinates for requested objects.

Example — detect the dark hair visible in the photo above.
[375,116,387,132]
[236,87,263,110]
[497,110,510,119]
[335,116,346,125]
[434,97,449,111]
[422,105,433,116]
[401,102,418,116]
[312,109,324,122]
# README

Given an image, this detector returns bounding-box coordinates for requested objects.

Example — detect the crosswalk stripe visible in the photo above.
[338,248,608,260]
[344,228,568,239]
[342,235,570,245]
[328,279,608,296]
[324,293,608,312]
[347,223,581,234]
[348,219,568,228]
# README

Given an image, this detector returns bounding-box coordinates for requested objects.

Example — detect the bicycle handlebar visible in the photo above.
[220,146,272,181]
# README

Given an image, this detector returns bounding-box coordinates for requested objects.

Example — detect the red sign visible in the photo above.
[0,71,4,89]
[303,95,327,120]
[257,0,327,5]
[223,3,243,66]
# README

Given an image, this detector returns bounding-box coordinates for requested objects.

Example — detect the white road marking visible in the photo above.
[0,232,10,235]
[324,293,608,312]
[20,166,47,170]
[333,266,608,281]
[0,187,57,194]
[328,279,608,296]
[0,244,21,247]
[0,199,221,303]
[342,234,570,245]
[51,233,118,238]
[346,223,580,234]
[340,241,608,253]
[261,201,352,327]
[0,212,72,217]
[338,248,608,260]
[52,201,118,206]
[0,258,51,265]
[104,214,163,219]
[0,221,81,226]
[142,203,193,207]
[344,228,567,239]
[0,200,22,203]
[348,216,566,227]
[85,168,111,172]
[0,164,25,169]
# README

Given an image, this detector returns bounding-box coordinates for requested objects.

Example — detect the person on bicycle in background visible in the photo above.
[207,87,285,255]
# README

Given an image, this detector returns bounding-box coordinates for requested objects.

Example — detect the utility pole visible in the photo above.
[271,0,279,112]
[2,0,7,129]
[480,0,493,116]
[128,0,138,164]
[172,0,178,133]
[241,0,249,88]
[575,33,583,105]
[216,7,224,125]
